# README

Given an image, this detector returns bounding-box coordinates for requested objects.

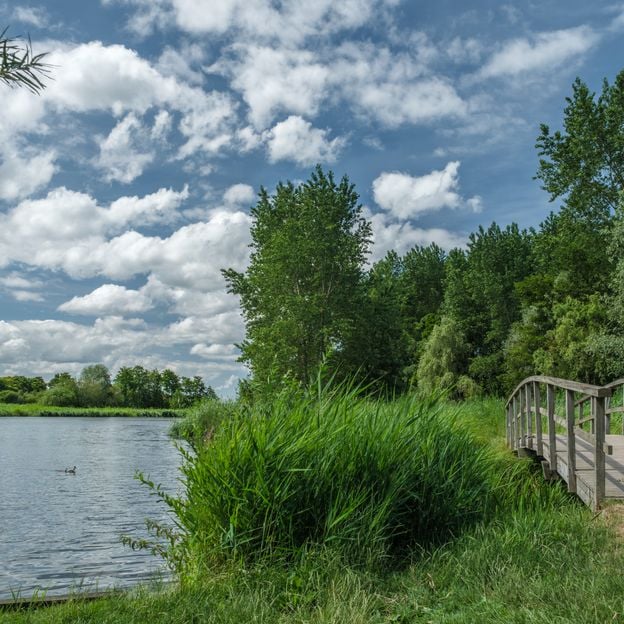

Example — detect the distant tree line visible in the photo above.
[0,365,217,408]
[226,70,624,400]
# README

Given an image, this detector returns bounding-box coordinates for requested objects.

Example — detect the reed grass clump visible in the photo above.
[155,388,518,575]
[169,398,238,447]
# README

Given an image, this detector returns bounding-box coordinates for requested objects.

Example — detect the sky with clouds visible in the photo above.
[0,0,622,396]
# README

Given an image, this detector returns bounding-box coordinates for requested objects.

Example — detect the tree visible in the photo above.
[415,316,479,399]
[536,72,624,218]
[78,364,114,407]
[223,166,371,389]
[442,223,534,394]
[0,28,50,93]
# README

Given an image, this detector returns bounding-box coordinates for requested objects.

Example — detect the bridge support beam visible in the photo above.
[566,389,577,494]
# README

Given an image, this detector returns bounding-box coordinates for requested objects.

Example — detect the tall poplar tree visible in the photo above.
[223,166,371,388]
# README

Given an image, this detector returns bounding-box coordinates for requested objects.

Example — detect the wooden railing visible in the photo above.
[506,376,613,510]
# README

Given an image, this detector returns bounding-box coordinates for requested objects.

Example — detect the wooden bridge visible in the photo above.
[506,376,624,511]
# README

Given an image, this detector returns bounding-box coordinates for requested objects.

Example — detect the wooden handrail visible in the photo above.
[505,375,609,409]
[505,375,617,511]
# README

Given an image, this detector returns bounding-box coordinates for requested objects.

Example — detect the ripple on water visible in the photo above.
[0,417,182,599]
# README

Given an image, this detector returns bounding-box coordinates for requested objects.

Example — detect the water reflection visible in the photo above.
[0,417,182,599]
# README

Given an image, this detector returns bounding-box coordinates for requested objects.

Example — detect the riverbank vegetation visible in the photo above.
[0,365,216,410]
[0,403,182,418]
[6,397,624,623]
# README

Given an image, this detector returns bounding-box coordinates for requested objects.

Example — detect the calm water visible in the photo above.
[0,417,182,599]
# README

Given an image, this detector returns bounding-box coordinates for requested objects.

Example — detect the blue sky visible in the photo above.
[0,0,622,395]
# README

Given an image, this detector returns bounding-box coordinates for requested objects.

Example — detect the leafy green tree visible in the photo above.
[342,251,406,392]
[0,27,50,93]
[223,166,371,390]
[78,364,114,407]
[536,72,624,218]
[41,374,79,406]
[442,223,534,393]
[416,316,479,399]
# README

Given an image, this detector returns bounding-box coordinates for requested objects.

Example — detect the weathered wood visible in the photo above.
[547,384,556,469]
[519,388,526,447]
[506,376,610,408]
[593,395,606,509]
[566,389,577,493]
[512,397,517,450]
[534,381,543,456]
[526,383,533,450]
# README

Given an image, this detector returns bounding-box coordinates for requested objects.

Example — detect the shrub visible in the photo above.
[0,389,20,403]
[169,398,239,448]
[146,387,513,577]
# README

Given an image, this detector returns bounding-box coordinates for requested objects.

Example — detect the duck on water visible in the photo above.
[65,466,76,474]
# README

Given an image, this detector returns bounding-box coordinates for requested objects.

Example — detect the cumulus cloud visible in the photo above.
[95,113,154,183]
[372,162,481,219]
[216,46,329,128]
[109,0,391,44]
[59,284,153,316]
[223,183,255,206]
[12,6,48,27]
[0,316,247,394]
[367,209,466,262]
[0,147,56,201]
[0,41,238,160]
[478,27,598,79]
[331,42,466,127]
[0,187,249,294]
[265,116,345,166]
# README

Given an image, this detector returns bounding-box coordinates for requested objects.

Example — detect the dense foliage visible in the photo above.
[0,365,216,408]
[225,70,624,398]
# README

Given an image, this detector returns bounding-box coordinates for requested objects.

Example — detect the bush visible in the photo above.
[0,390,20,403]
[169,399,238,448]
[145,387,514,577]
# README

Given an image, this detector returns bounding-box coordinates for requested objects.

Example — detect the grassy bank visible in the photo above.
[5,395,624,623]
[0,403,184,418]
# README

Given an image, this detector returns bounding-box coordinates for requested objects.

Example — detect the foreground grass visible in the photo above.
[5,397,624,623]
[0,403,184,418]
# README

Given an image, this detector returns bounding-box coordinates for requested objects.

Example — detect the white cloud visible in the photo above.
[0,316,247,395]
[95,113,154,183]
[265,116,345,166]
[12,6,48,27]
[190,342,238,359]
[59,284,153,316]
[0,147,56,201]
[12,290,45,302]
[223,183,255,206]
[478,27,598,79]
[331,42,466,127]
[216,45,329,128]
[112,0,391,44]
[0,40,238,162]
[367,210,466,262]
[373,162,481,219]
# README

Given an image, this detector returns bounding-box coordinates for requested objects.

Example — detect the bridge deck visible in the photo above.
[531,434,624,502]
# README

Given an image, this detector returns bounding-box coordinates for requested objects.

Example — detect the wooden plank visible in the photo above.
[566,389,577,493]
[519,388,526,448]
[506,376,610,408]
[594,396,606,509]
[526,383,533,450]
[547,384,556,469]
[534,381,543,456]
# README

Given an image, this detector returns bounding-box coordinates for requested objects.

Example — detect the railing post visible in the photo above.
[506,404,511,447]
[566,389,577,493]
[534,381,543,456]
[547,384,556,472]
[592,395,606,510]
[519,387,526,447]
[526,383,533,450]
[605,395,611,435]
[513,395,519,450]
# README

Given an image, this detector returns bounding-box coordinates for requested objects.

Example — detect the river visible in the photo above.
[0,416,182,600]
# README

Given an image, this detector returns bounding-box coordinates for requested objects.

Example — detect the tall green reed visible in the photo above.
[141,385,555,577]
